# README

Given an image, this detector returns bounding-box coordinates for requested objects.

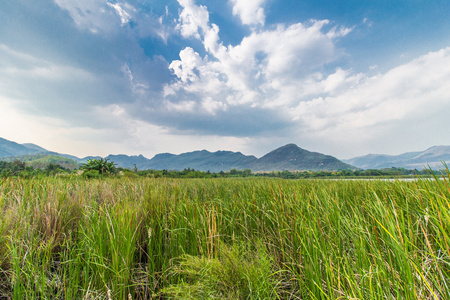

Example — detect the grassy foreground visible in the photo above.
[0,175,449,299]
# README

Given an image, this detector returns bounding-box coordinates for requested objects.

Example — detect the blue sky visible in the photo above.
[1,0,450,159]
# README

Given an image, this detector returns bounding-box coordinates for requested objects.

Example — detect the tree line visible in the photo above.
[0,160,70,178]
[0,158,437,179]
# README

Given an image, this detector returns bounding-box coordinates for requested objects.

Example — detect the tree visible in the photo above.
[81,158,117,175]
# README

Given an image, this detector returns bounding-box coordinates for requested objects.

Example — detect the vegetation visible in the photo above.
[0,170,449,298]
[0,160,71,178]
[81,158,117,175]
[1,154,79,170]
[1,155,434,180]
[133,166,431,179]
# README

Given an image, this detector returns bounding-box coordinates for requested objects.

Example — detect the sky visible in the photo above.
[1,0,450,159]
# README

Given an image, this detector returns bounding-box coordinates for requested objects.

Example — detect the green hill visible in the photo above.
[250,144,355,171]
[2,154,79,170]
[0,137,43,157]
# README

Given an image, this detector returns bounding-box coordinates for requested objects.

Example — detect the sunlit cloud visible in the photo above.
[229,0,266,26]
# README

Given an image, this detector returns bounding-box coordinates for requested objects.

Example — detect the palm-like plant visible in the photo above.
[81,158,117,175]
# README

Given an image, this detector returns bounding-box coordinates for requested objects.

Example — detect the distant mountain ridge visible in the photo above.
[105,145,352,172]
[0,137,94,166]
[343,146,450,169]
[0,137,42,157]
[141,150,258,173]
[3,136,450,171]
[0,137,352,172]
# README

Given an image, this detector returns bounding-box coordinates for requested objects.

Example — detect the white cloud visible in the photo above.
[53,0,116,34]
[168,47,203,83]
[54,0,170,40]
[121,64,149,95]
[229,0,266,26]
[166,13,351,115]
[107,2,133,26]
[290,47,450,136]
[176,0,210,39]
[320,68,364,95]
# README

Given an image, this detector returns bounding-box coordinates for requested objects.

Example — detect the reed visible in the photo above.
[0,175,449,299]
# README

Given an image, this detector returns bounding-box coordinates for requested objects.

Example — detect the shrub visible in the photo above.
[82,170,101,179]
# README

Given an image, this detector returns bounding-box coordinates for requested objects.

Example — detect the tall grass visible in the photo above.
[0,175,449,299]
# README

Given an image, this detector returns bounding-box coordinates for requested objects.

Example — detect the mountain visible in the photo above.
[250,144,355,171]
[0,137,355,172]
[109,145,350,172]
[0,137,45,157]
[10,136,448,171]
[344,146,450,169]
[144,150,258,172]
[21,143,48,152]
[2,153,79,170]
[105,154,153,170]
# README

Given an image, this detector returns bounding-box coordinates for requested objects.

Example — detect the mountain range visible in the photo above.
[1,137,449,171]
[0,138,352,171]
[102,144,355,172]
[343,146,450,170]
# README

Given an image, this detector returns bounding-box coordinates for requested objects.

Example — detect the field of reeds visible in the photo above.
[0,175,449,299]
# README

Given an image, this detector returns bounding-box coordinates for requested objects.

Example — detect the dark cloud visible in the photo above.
[128,102,291,136]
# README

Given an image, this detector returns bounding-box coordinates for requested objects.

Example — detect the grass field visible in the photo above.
[0,174,449,299]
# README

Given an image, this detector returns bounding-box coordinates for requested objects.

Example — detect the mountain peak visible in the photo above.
[252,144,353,171]
[259,144,307,162]
[0,137,43,158]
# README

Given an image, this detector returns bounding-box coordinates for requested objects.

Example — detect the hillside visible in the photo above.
[0,137,356,172]
[145,150,258,172]
[250,144,355,171]
[105,154,153,170]
[2,154,79,170]
[107,145,352,172]
[344,146,450,169]
[0,137,44,157]
[9,136,450,171]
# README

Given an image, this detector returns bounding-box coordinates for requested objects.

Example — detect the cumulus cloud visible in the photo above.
[290,48,450,137]
[176,0,210,39]
[164,8,352,126]
[229,0,266,26]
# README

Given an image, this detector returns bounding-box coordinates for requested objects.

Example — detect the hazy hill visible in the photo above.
[145,150,258,172]
[344,146,450,169]
[7,135,449,171]
[21,143,48,152]
[2,154,79,170]
[105,146,351,172]
[0,137,44,157]
[250,144,355,171]
[105,154,153,170]
[0,137,356,172]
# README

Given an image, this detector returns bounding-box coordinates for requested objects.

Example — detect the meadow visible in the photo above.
[0,174,449,299]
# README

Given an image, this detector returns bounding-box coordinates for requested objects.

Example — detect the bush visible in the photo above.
[162,241,277,299]
[82,170,101,179]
